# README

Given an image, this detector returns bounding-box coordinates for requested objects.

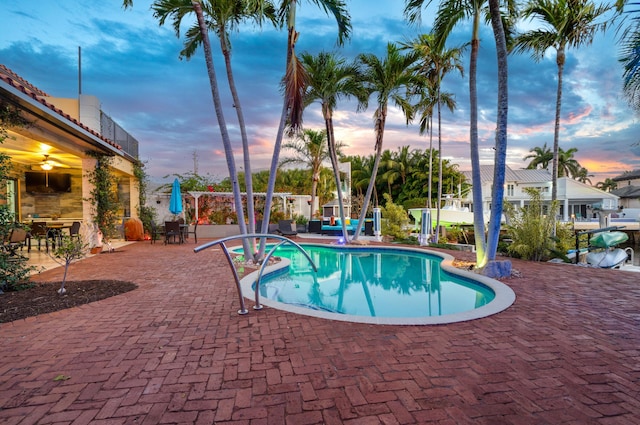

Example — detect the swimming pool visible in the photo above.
[239,243,515,325]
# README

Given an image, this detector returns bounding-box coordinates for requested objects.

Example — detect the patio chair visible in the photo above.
[28,221,52,252]
[164,221,183,244]
[150,221,163,244]
[68,221,81,240]
[184,222,198,244]
[276,220,298,237]
[3,227,28,258]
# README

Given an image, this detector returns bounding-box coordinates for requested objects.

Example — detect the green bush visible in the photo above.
[503,188,573,261]
[381,193,409,241]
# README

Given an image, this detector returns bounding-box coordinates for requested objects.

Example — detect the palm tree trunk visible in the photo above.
[486,0,509,261]
[192,2,248,254]
[427,114,433,208]
[552,46,565,204]
[435,88,444,243]
[219,33,255,236]
[325,116,349,239]
[469,11,487,266]
[352,109,386,241]
[260,0,297,257]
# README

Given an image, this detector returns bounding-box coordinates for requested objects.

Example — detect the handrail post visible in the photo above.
[194,233,317,316]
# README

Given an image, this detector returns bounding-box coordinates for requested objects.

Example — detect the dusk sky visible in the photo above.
[1,1,638,184]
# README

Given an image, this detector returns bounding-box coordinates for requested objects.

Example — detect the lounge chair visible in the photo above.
[277,220,298,237]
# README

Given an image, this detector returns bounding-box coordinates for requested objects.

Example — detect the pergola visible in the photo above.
[187,191,292,222]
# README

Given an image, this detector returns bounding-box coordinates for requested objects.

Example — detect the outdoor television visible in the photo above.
[25,172,72,194]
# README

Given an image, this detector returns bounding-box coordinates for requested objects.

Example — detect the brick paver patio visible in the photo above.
[1,239,638,424]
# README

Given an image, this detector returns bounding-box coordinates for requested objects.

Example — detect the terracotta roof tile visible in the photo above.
[0,64,122,151]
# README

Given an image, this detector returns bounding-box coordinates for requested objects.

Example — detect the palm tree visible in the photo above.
[123,0,274,254]
[259,0,351,239]
[281,128,334,221]
[514,0,614,203]
[619,2,640,111]
[300,51,366,239]
[485,0,510,265]
[574,167,593,184]
[596,178,618,192]
[150,0,276,244]
[524,143,554,170]
[404,0,516,263]
[380,146,416,199]
[402,33,464,243]
[557,147,581,178]
[352,43,420,241]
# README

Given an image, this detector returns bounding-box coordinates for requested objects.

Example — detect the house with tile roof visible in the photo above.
[611,170,640,210]
[0,64,140,232]
[462,165,619,221]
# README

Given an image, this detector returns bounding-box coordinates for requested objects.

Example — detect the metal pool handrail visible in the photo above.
[194,234,317,315]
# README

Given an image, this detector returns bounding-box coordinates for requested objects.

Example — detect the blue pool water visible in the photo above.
[251,244,496,320]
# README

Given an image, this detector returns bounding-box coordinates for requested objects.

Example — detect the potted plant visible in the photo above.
[294,214,309,233]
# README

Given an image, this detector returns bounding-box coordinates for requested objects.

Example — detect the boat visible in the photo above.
[589,231,628,248]
[409,194,500,230]
[584,230,635,269]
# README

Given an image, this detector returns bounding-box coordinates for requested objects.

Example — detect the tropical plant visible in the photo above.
[574,166,593,184]
[524,143,554,169]
[282,128,331,221]
[503,187,573,261]
[132,0,252,256]
[380,193,410,241]
[405,0,517,270]
[401,32,465,243]
[557,146,581,178]
[514,0,614,202]
[352,43,420,241]
[133,161,156,234]
[298,51,366,239]
[259,0,351,244]
[155,0,277,236]
[85,152,120,240]
[619,1,640,111]
[596,177,618,192]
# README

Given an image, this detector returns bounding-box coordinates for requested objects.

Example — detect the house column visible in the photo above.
[564,199,569,221]
[81,157,97,224]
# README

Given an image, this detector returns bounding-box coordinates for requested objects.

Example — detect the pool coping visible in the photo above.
[239,243,516,325]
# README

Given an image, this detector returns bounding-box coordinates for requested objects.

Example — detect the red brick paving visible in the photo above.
[1,240,639,424]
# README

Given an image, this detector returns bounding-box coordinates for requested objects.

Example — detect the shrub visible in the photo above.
[381,193,409,241]
[503,188,573,261]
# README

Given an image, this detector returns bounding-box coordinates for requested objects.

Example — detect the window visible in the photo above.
[507,184,514,197]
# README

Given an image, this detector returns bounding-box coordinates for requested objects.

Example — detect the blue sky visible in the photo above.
[1,1,637,183]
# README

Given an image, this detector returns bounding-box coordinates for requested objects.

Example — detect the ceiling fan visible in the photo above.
[31,154,69,171]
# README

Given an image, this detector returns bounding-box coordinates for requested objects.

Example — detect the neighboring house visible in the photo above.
[612,169,640,187]
[462,165,619,221]
[0,64,139,227]
[611,170,640,211]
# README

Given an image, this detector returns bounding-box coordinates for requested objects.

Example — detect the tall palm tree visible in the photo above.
[300,51,366,239]
[514,0,614,202]
[404,0,516,262]
[260,0,351,239]
[485,0,510,265]
[402,33,464,243]
[281,128,336,221]
[352,43,420,241]
[150,0,276,242]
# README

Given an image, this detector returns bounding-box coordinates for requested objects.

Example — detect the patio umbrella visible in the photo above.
[169,178,183,216]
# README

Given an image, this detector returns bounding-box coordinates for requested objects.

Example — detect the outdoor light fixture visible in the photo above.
[40,155,54,171]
